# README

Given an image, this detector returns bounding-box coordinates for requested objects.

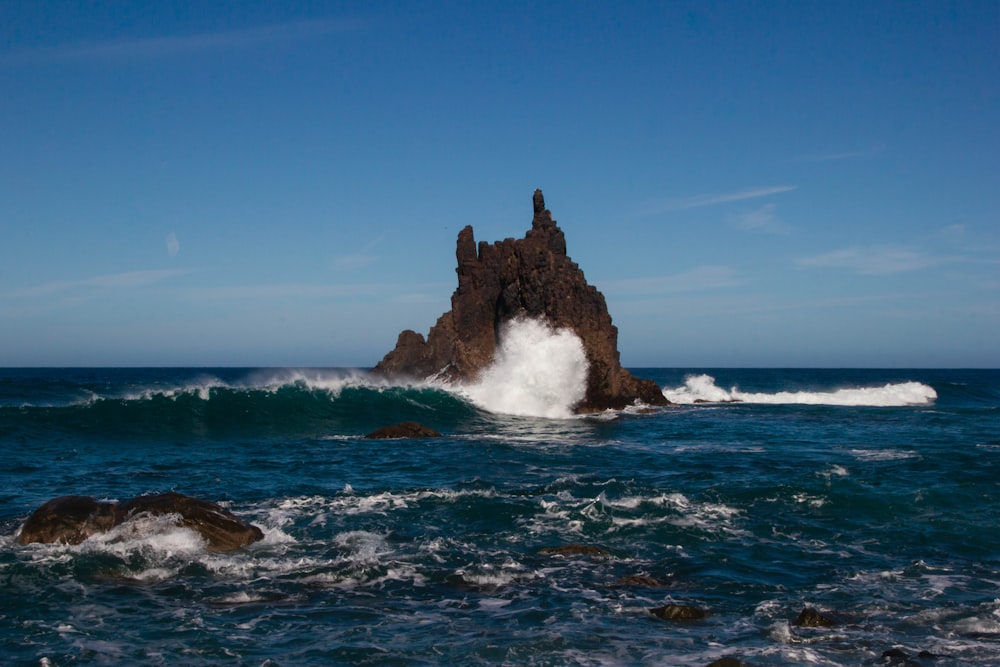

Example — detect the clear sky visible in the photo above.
[1,1,997,368]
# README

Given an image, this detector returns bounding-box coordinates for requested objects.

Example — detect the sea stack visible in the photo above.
[373,189,668,413]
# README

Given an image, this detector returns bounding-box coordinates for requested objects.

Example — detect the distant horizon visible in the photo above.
[3,364,997,371]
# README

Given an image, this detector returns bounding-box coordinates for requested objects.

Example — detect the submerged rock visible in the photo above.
[792,607,842,627]
[705,659,749,667]
[616,574,670,588]
[880,648,941,665]
[18,492,263,552]
[649,604,709,621]
[365,422,442,439]
[373,189,669,413]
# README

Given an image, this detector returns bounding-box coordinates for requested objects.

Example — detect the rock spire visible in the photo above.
[373,189,668,412]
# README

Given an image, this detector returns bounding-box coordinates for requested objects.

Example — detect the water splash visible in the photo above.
[663,373,937,406]
[460,317,589,418]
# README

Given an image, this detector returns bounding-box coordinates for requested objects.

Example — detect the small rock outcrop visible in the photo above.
[650,604,709,621]
[373,189,668,413]
[17,492,264,552]
[365,422,442,439]
[792,607,842,627]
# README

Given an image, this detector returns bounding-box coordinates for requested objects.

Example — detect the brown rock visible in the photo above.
[650,604,709,621]
[705,659,748,667]
[373,189,669,413]
[18,492,263,552]
[616,575,670,587]
[118,492,264,552]
[365,422,442,439]
[16,495,120,546]
[792,607,841,627]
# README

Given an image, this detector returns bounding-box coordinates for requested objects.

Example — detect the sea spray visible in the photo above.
[460,317,588,418]
[663,373,937,406]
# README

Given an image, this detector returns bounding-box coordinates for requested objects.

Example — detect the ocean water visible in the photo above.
[2,337,999,665]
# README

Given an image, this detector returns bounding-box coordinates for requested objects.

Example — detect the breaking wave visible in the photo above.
[459,317,589,419]
[662,373,937,406]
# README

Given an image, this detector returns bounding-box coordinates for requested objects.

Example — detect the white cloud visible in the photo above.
[793,145,885,162]
[795,246,944,275]
[175,281,451,301]
[330,254,377,271]
[2,269,197,299]
[166,232,180,258]
[735,203,789,234]
[642,185,797,214]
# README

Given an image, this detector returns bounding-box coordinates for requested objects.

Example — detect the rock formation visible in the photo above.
[792,607,842,627]
[649,604,709,621]
[365,422,442,439]
[18,492,264,552]
[373,189,668,413]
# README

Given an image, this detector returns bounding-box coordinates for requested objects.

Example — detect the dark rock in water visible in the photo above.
[365,422,442,439]
[650,604,709,621]
[373,189,669,413]
[881,648,940,665]
[792,607,841,627]
[18,492,263,552]
[538,544,612,557]
[616,574,670,588]
[16,495,119,546]
[118,493,264,552]
[705,658,749,667]
[881,648,912,664]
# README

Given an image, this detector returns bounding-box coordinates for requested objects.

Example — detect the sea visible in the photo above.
[2,327,998,665]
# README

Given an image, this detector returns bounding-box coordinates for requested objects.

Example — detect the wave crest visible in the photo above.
[663,374,937,406]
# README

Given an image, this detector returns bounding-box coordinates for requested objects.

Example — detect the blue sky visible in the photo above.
[1,1,997,367]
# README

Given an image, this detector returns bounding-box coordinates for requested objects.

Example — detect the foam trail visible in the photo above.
[460,317,588,418]
[663,374,937,406]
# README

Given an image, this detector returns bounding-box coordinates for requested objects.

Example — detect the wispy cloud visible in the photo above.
[599,265,742,296]
[734,203,789,234]
[641,186,797,215]
[166,232,180,258]
[0,18,362,66]
[793,145,885,163]
[174,281,451,301]
[2,269,197,299]
[330,236,382,272]
[795,246,946,275]
[330,254,378,271]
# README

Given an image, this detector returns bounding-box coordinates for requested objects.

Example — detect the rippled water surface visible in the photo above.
[1,367,998,666]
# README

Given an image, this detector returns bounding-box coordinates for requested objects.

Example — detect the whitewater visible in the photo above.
[662,372,938,407]
[1,321,997,666]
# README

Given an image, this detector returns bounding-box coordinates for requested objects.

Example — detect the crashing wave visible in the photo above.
[662,374,937,406]
[458,317,589,419]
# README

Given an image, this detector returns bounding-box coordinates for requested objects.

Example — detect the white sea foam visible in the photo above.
[246,368,375,397]
[92,368,377,404]
[850,448,919,462]
[460,317,589,418]
[662,374,937,406]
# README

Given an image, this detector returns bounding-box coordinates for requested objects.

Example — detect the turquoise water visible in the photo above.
[1,367,998,666]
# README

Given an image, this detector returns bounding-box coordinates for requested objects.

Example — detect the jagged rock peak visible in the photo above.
[372,190,669,412]
[527,188,566,255]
